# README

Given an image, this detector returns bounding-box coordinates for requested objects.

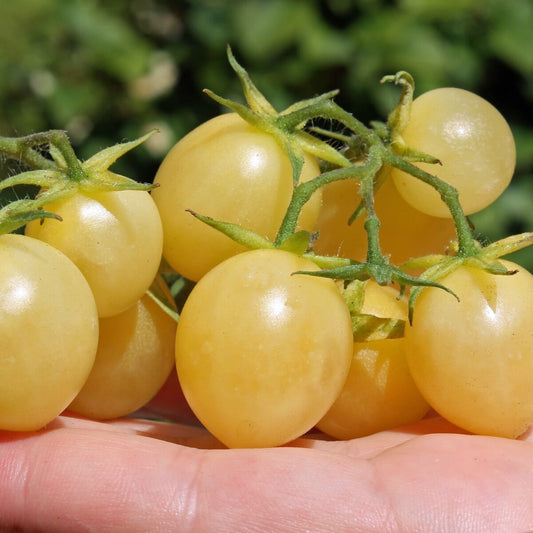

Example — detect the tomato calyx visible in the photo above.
[342,280,405,342]
[203,46,352,186]
[381,71,442,166]
[0,129,156,235]
[402,232,533,322]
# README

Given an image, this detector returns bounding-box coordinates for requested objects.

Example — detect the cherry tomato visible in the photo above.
[405,261,533,438]
[175,248,353,448]
[0,234,98,431]
[317,282,429,439]
[151,113,322,281]
[68,291,177,420]
[25,188,163,317]
[390,87,516,217]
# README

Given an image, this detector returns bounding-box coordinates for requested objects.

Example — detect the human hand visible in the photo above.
[1,372,533,532]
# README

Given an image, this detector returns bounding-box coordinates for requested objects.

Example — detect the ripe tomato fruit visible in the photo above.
[175,248,353,448]
[390,87,516,217]
[405,261,533,438]
[25,189,163,317]
[151,113,322,281]
[0,234,99,431]
[313,175,456,265]
[317,282,429,439]
[68,291,177,420]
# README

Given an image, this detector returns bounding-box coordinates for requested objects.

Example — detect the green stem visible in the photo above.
[49,130,86,182]
[359,148,385,264]
[277,99,375,145]
[275,150,382,246]
[384,151,478,257]
[0,134,57,171]
[274,100,386,246]
[0,130,87,183]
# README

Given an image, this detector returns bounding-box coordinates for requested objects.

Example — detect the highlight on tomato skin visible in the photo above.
[174,248,354,449]
[151,112,322,282]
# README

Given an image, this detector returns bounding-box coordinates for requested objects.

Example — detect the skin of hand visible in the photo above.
[1,371,533,533]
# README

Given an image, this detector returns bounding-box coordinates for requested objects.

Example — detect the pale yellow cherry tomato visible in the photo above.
[317,282,429,440]
[0,233,99,431]
[68,290,177,420]
[25,188,163,317]
[405,261,533,438]
[151,113,322,281]
[390,87,516,217]
[175,248,353,448]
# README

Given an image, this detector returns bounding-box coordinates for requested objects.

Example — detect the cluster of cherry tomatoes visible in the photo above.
[0,59,532,448]
[0,139,176,431]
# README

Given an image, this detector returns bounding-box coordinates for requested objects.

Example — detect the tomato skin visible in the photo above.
[390,87,516,217]
[0,234,99,431]
[151,113,322,281]
[317,282,429,439]
[68,292,176,420]
[175,248,353,448]
[25,187,163,317]
[405,261,533,438]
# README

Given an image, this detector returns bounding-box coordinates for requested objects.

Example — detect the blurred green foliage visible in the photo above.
[0,0,532,268]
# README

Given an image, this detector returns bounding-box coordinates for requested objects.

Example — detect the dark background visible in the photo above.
[1,0,532,268]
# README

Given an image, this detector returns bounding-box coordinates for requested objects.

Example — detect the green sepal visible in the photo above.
[382,71,415,135]
[80,131,157,192]
[351,314,405,342]
[480,232,533,260]
[301,252,353,270]
[83,130,157,174]
[0,169,61,191]
[400,253,449,271]
[464,255,516,276]
[407,257,462,324]
[226,45,277,116]
[295,261,458,316]
[397,146,441,165]
[79,170,156,193]
[342,279,366,314]
[0,200,61,235]
[279,230,313,255]
[206,48,352,184]
[188,210,275,251]
[342,280,405,341]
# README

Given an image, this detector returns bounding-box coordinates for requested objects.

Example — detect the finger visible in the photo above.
[0,426,384,532]
[290,416,469,459]
[2,425,533,532]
